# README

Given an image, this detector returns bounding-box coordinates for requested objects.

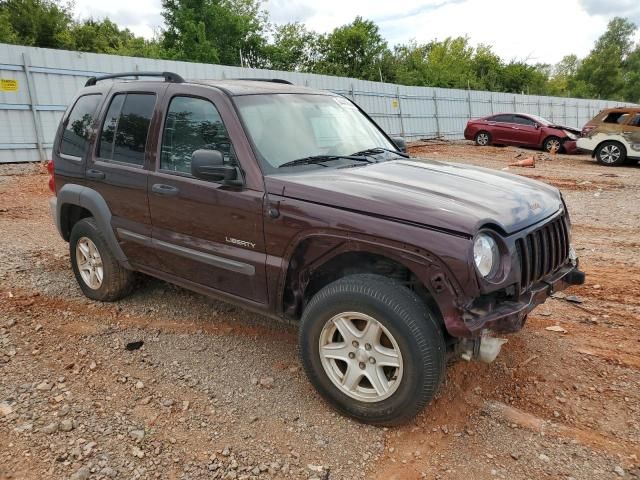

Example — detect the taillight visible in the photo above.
[47,160,55,194]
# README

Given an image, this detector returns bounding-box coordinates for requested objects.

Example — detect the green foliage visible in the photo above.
[265,22,319,72]
[314,17,389,81]
[161,0,268,66]
[2,0,639,103]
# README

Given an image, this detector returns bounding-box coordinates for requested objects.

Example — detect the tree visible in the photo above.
[0,0,74,48]
[266,22,319,72]
[161,0,268,66]
[574,17,637,100]
[314,17,391,81]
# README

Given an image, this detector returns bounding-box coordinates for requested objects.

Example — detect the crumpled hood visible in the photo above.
[265,159,563,236]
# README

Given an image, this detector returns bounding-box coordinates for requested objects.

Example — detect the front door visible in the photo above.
[147,85,268,304]
[510,115,541,146]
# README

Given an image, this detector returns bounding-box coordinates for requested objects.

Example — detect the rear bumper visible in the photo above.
[460,263,585,335]
[48,197,62,237]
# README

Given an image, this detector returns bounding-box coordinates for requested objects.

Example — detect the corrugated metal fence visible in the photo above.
[0,43,630,163]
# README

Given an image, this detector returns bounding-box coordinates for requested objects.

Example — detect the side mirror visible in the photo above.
[191,149,239,184]
[391,136,407,153]
[534,123,540,129]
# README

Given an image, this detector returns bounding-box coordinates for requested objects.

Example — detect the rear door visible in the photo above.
[147,84,268,304]
[622,113,640,158]
[85,83,166,267]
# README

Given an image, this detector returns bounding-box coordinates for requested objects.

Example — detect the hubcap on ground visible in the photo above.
[477,133,489,145]
[318,312,403,402]
[76,237,104,290]
[601,145,620,163]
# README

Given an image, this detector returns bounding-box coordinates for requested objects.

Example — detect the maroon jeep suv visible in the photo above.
[48,72,585,425]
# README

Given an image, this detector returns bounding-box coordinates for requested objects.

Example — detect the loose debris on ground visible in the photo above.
[1,142,639,479]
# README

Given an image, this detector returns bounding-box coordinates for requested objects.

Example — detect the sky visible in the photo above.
[73,0,640,65]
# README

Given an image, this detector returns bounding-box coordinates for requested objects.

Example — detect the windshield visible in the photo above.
[528,114,552,126]
[234,94,397,171]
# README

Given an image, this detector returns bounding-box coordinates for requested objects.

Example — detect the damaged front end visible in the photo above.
[445,211,585,362]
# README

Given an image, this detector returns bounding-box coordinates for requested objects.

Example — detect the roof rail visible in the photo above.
[85,71,185,87]
[233,78,294,85]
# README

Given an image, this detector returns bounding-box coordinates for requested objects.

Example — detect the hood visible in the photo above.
[265,159,563,236]
[549,124,581,135]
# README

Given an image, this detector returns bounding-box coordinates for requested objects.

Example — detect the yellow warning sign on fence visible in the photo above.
[391,99,399,109]
[0,79,19,92]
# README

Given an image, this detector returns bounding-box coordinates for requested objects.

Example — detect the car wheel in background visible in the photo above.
[543,136,562,153]
[299,274,446,426]
[70,218,134,301]
[475,131,491,146]
[595,141,627,166]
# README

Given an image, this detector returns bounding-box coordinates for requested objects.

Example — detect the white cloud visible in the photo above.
[73,0,637,64]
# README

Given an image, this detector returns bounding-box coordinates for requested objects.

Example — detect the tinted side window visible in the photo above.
[490,114,513,123]
[513,115,535,126]
[160,96,236,176]
[628,114,640,127]
[60,94,102,157]
[98,93,156,166]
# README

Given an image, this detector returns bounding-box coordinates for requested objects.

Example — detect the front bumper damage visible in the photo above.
[461,262,585,335]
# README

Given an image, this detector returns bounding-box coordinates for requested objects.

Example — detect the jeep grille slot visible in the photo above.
[516,215,570,292]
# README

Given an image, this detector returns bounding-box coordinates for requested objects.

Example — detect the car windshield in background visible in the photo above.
[234,94,397,171]
[528,114,551,126]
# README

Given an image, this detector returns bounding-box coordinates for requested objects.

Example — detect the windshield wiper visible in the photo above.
[278,155,372,169]
[351,147,410,159]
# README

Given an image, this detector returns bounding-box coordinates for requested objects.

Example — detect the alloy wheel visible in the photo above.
[318,312,403,402]
[600,144,621,164]
[76,237,104,290]
[477,133,489,146]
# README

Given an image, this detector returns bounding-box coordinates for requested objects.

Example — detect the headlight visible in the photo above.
[473,233,500,278]
[564,131,577,140]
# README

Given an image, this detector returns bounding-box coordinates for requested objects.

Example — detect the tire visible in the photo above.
[299,274,446,426]
[595,141,627,166]
[69,218,134,301]
[475,131,491,146]
[543,136,562,153]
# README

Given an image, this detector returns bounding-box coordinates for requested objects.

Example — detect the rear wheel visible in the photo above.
[299,274,446,426]
[475,131,491,146]
[70,218,134,301]
[596,141,626,166]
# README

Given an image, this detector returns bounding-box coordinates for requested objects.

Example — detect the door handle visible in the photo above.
[151,183,180,197]
[86,169,105,180]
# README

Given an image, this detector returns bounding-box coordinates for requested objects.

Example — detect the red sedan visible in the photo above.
[464,113,581,153]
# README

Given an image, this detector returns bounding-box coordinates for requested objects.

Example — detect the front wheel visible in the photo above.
[299,274,446,426]
[543,136,562,153]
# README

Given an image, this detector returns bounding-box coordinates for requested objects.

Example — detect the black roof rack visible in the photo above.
[85,71,185,87]
[232,78,294,85]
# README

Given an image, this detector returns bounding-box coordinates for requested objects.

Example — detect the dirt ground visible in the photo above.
[0,142,639,480]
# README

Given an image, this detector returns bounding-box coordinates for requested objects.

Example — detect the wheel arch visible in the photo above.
[56,184,131,268]
[593,139,627,158]
[280,233,459,328]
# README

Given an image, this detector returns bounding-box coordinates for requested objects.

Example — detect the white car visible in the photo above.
[577,108,640,166]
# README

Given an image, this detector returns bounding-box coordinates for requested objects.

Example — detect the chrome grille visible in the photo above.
[515,215,570,292]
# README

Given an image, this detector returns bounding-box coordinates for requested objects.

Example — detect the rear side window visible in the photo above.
[98,93,156,166]
[160,96,236,176]
[602,111,630,124]
[59,94,102,158]
[628,114,640,127]
[490,114,513,123]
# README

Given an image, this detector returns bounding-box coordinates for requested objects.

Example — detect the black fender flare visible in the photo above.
[55,184,131,268]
